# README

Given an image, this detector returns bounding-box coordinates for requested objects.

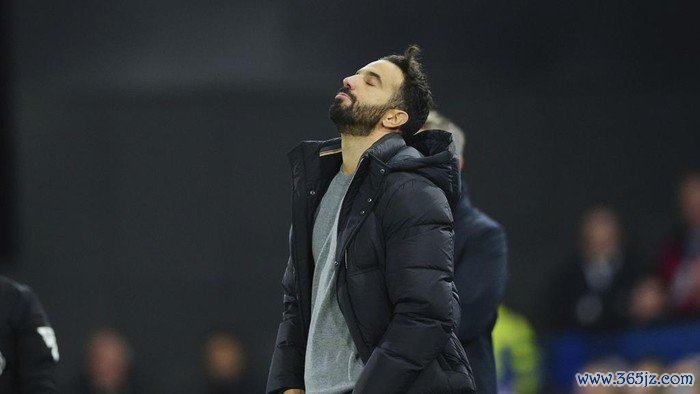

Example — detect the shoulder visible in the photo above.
[0,275,24,302]
[0,276,37,302]
[385,172,449,204]
[456,205,505,241]
[0,276,48,329]
[384,171,428,192]
[378,172,452,227]
[472,208,506,239]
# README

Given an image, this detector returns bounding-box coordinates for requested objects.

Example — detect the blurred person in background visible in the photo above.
[0,276,59,393]
[549,206,641,331]
[202,331,257,394]
[627,275,667,326]
[658,171,700,318]
[77,328,141,394]
[491,304,540,394]
[420,110,508,394]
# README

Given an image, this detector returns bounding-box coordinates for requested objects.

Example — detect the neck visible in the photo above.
[340,129,393,174]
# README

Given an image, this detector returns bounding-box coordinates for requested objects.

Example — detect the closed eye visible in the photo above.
[357,68,383,87]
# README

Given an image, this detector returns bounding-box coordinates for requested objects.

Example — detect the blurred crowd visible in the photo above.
[52,173,699,394]
[64,328,260,394]
[494,170,700,393]
[550,170,700,331]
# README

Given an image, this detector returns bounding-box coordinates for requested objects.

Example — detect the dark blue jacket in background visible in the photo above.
[453,190,508,394]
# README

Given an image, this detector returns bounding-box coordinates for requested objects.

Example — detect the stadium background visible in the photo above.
[1,0,699,391]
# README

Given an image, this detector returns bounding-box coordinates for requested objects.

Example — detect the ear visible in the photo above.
[381,109,409,130]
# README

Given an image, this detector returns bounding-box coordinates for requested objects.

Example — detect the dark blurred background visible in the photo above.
[1,0,699,392]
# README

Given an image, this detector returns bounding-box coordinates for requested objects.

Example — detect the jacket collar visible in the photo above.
[287,132,408,183]
[362,132,407,164]
[314,132,407,164]
[287,130,461,202]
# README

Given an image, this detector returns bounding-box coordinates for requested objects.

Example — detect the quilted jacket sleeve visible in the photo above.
[354,178,456,393]
[13,285,59,394]
[266,227,306,394]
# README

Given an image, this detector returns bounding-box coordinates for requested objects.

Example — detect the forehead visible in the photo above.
[358,59,404,89]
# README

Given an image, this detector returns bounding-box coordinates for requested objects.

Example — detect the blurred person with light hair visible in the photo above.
[421,110,509,394]
[421,110,466,169]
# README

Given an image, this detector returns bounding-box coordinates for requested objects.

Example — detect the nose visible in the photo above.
[343,75,356,90]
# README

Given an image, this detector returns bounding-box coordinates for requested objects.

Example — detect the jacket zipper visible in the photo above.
[337,249,371,361]
[335,155,366,266]
[334,158,361,352]
[290,232,306,332]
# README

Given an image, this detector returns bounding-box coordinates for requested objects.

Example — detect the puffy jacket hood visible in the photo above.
[386,129,462,206]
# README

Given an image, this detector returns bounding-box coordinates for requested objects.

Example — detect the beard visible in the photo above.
[329,89,392,136]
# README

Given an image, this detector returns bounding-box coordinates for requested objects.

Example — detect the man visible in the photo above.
[266,46,475,394]
[0,276,59,393]
[549,205,641,331]
[421,111,508,394]
[658,171,700,316]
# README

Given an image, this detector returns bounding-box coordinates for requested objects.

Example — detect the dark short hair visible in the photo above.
[382,45,434,138]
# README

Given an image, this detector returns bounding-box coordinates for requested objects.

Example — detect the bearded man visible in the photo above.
[266,46,475,394]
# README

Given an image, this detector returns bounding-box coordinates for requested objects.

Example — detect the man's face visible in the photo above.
[329,59,405,136]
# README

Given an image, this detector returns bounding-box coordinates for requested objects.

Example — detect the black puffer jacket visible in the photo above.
[267,131,476,394]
